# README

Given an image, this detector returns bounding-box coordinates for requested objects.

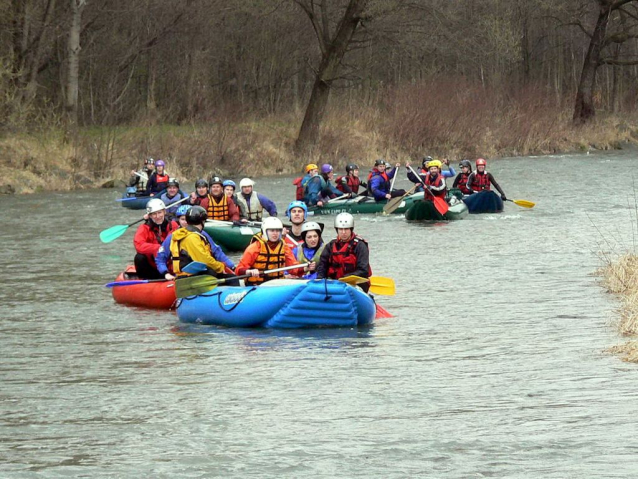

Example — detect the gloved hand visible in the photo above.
[224,266,235,275]
[501,195,507,201]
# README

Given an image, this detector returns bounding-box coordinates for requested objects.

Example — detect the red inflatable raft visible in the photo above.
[111,266,176,309]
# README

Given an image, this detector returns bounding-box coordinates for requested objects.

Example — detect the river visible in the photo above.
[1,150,638,477]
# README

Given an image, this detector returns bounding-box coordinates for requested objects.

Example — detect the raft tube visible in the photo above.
[405,199,469,221]
[462,190,504,213]
[308,192,424,216]
[111,266,176,309]
[202,220,260,252]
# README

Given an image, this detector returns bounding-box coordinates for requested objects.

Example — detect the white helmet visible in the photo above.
[146,198,166,214]
[239,178,255,188]
[261,216,283,236]
[301,221,322,236]
[334,212,354,229]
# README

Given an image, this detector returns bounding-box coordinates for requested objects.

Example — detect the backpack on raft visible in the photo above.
[293,177,304,201]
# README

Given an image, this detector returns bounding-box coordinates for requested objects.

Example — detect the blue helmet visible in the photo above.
[175,205,191,217]
[286,200,308,219]
[222,180,236,188]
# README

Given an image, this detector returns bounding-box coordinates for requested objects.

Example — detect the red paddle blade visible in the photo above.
[375,304,394,318]
[433,196,449,215]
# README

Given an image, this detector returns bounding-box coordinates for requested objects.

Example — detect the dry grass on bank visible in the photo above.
[2,81,638,194]
[598,254,638,362]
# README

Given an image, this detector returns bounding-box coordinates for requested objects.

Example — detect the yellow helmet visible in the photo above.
[305,163,318,173]
[427,159,442,169]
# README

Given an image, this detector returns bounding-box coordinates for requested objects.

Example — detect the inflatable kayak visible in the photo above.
[462,190,504,213]
[405,198,469,221]
[202,220,260,252]
[308,192,424,215]
[176,278,377,328]
[111,266,176,309]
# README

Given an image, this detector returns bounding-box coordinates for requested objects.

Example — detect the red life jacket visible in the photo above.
[293,177,304,201]
[471,171,491,192]
[425,173,446,197]
[156,173,169,188]
[456,173,472,194]
[327,235,371,279]
[367,169,389,195]
[336,175,361,194]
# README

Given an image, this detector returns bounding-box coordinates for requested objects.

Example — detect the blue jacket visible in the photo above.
[369,167,398,201]
[159,190,188,216]
[303,175,324,206]
[155,229,234,275]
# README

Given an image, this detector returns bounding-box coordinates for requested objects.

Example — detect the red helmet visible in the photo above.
[476,158,487,167]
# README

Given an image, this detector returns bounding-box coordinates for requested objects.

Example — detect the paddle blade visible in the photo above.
[370,276,396,296]
[432,196,449,216]
[375,304,394,318]
[339,275,369,286]
[100,224,129,243]
[175,275,222,298]
[182,261,208,275]
[383,196,405,214]
[512,199,535,208]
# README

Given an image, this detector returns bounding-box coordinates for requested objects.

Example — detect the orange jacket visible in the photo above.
[236,239,305,277]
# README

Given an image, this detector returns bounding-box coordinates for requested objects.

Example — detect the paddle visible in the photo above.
[383,184,418,214]
[100,196,190,244]
[117,195,149,202]
[407,164,449,215]
[506,198,535,209]
[104,261,207,288]
[175,263,308,298]
[327,194,349,204]
[339,275,396,296]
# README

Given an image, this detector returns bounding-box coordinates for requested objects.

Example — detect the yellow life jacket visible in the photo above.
[247,233,286,284]
[169,227,210,277]
[206,194,229,220]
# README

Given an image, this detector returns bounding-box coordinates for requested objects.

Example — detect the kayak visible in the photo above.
[308,192,424,215]
[405,198,469,221]
[120,189,151,209]
[111,266,176,309]
[462,190,504,213]
[202,220,260,252]
[176,278,377,328]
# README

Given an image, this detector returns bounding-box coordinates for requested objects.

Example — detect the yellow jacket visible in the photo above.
[170,227,225,276]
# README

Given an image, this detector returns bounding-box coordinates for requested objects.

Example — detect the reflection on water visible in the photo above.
[1,150,638,477]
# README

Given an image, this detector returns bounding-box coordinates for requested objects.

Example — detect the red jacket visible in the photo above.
[134,219,178,266]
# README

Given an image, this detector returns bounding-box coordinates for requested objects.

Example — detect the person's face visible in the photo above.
[150,209,165,225]
[337,228,352,241]
[156,166,164,174]
[477,164,485,173]
[266,229,281,242]
[289,207,305,225]
[429,167,439,175]
[211,184,223,196]
[241,185,252,195]
[461,165,470,173]
[224,186,235,197]
[326,170,334,178]
[178,216,188,228]
[167,185,178,195]
[146,162,154,171]
[304,231,320,248]
[196,185,208,196]
[351,168,359,177]
[309,168,318,176]
[377,163,386,172]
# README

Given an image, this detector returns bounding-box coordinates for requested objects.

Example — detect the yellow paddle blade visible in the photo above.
[513,199,535,208]
[339,275,396,296]
[339,275,369,286]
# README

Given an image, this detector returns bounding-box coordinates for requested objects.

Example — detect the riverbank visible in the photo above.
[2,97,638,195]
[598,254,638,362]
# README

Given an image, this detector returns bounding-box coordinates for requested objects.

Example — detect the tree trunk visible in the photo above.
[295,0,368,152]
[24,0,57,102]
[573,4,611,124]
[66,0,86,127]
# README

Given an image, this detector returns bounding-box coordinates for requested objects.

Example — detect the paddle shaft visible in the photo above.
[383,184,418,214]
[106,278,169,288]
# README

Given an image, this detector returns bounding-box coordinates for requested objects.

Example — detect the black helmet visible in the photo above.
[422,156,433,169]
[186,205,207,225]
[459,159,472,169]
[195,178,208,189]
[374,159,385,167]
[346,164,359,173]
[167,178,179,188]
[209,176,223,186]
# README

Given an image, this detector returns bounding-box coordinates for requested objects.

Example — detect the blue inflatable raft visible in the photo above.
[120,187,151,209]
[462,190,504,213]
[176,278,376,328]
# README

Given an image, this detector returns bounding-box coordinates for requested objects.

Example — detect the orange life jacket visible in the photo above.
[206,194,229,220]
[247,234,286,284]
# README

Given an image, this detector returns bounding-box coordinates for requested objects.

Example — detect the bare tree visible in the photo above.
[66,0,86,126]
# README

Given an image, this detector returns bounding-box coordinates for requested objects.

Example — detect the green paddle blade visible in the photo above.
[175,275,223,298]
[99,224,129,243]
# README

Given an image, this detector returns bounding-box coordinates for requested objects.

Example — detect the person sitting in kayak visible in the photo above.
[189,178,209,206]
[133,198,179,279]
[408,159,447,198]
[336,163,367,197]
[316,212,371,293]
[129,157,154,194]
[235,177,277,222]
[158,178,188,219]
[302,164,324,206]
[169,206,237,283]
[466,158,507,201]
[406,157,455,192]
[452,159,473,195]
[291,221,325,280]
[155,205,235,280]
[223,180,237,203]
[197,176,240,222]
[146,159,169,196]
[368,159,405,202]
[284,200,308,248]
[236,217,308,284]
[293,163,317,202]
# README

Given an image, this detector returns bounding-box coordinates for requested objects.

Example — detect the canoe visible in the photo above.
[111,266,176,309]
[202,220,260,252]
[120,190,152,209]
[462,190,504,213]
[176,278,377,328]
[405,198,469,221]
[308,192,424,215]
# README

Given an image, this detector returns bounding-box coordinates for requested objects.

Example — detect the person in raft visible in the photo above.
[336,163,367,197]
[168,206,238,284]
[316,212,371,293]
[235,177,278,222]
[407,159,447,198]
[291,221,325,280]
[236,217,308,284]
[284,200,308,247]
[466,158,507,201]
[452,159,473,195]
[158,178,188,219]
[133,198,179,279]
[189,178,209,206]
[128,157,154,194]
[155,205,235,281]
[146,159,170,196]
[223,180,238,203]
[406,156,455,191]
[368,159,405,202]
[198,176,240,222]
